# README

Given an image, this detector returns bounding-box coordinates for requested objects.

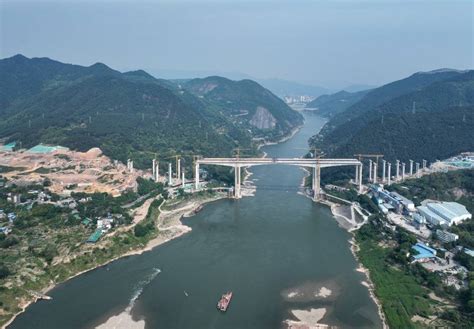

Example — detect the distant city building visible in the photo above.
[418,201,472,227]
[283,95,315,104]
[436,229,459,243]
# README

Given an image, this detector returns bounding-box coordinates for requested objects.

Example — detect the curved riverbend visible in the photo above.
[8,112,382,329]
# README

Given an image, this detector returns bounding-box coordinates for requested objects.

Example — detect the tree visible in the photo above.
[40,244,58,263]
[0,263,11,279]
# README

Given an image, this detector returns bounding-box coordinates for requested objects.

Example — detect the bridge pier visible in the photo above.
[368,160,373,182]
[358,164,363,193]
[382,160,386,183]
[387,162,391,185]
[194,163,200,190]
[312,165,321,201]
[177,158,181,182]
[234,165,241,199]
[373,162,378,184]
[355,166,359,185]
[168,162,173,186]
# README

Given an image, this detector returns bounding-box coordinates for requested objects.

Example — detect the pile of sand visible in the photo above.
[84,147,103,159]
[95,311,145,329]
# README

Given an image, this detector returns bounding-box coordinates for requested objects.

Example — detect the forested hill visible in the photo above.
[0,55,301,169]
[305,89,370,118]
[323,69,466,131]
[310,69,474,163]
[183,76,304,139]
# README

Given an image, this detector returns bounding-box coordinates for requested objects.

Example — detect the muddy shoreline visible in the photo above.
[2,193,226,329]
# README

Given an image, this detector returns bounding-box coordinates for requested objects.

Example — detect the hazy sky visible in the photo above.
[1,0,472,89]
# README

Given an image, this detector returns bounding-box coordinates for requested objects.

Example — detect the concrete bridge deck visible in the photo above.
[196,157,361,168]
[195,157,363,201]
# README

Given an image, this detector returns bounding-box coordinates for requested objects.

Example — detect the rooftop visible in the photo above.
[412,242,437,260]
[418,205,448,225]
[0,142,16,152]
[26,144,69,154]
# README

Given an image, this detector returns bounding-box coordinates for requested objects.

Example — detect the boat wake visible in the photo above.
[126,267,161,312]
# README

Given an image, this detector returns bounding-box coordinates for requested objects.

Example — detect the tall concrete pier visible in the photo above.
[368,160,373,182]
[312,165,321,201]
[177,158,181,183]
[382,160,386,183]
[373,162,378,183]
[234,166,242,199]
[387,162,391,185]
[168,162,173,185]
[409,160,414,176]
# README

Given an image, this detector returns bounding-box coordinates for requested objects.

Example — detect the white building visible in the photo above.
[418,201,472,227]
[436,229,459,243]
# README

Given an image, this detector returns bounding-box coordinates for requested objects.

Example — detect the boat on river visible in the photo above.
[217,291,233,312]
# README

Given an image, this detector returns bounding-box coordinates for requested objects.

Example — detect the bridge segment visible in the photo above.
[195,157,363,201]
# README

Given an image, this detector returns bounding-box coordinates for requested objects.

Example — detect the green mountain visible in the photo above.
[0,55,301,169]
[305,89,370,118]
[183,76,303,140]
[310,70,474,163]
[326,69,465,128]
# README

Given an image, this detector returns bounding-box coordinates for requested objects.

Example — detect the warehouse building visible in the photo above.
[411,242,437,263]
[436,229,459,243]
[418,201,471,227]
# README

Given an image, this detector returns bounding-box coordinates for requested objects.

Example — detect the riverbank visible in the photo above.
[350,238,389,329]
[323,200,388,328]
[257,123,304,150]
[2,192,227,329]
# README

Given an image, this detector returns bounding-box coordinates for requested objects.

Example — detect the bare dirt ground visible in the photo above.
[0,147,145,196]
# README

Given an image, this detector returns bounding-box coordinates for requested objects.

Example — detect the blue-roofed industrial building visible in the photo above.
[0,142,16,152]
[411,242,437,263]
[26,144,69,154]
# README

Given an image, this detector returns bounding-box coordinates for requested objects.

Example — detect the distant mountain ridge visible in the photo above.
[305,89,370,118]
[0,55,302,169]
[310,69,474,164]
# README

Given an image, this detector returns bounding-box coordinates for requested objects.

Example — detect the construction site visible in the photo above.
[0,144,143,196]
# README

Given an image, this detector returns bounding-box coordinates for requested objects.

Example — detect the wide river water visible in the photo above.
[9,112,382,329]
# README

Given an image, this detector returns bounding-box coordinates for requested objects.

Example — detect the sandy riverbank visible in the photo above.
[2,192,226,329]
[284,308,329,329]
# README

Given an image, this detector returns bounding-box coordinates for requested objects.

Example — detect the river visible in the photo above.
[8,112,382,329]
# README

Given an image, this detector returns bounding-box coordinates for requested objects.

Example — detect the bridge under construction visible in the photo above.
[195,157,363,201]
